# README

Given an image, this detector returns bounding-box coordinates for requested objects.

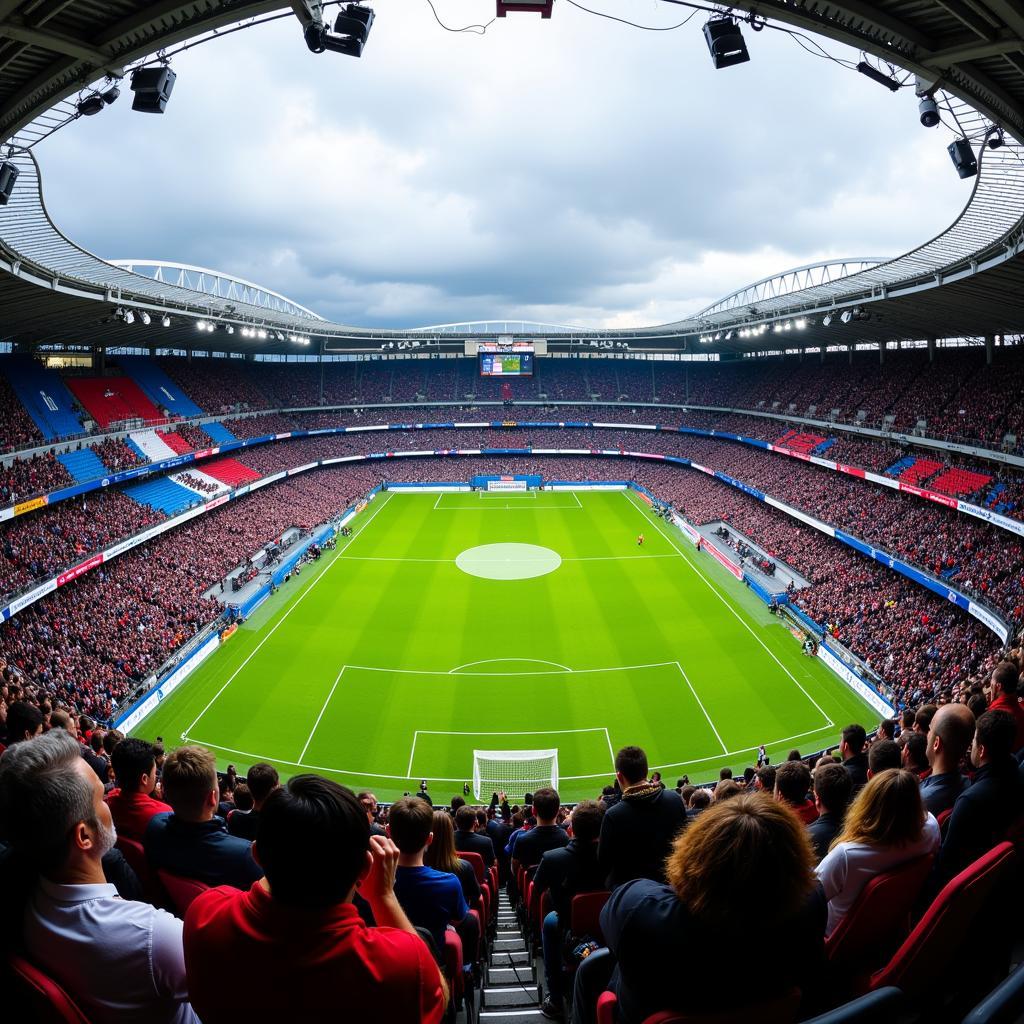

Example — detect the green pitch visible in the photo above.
[134,488,880,801]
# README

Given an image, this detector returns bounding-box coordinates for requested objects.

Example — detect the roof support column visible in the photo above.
[879,342,885,365]
[848,344,853,365]
[319,340,325,406]
[927,336,936,363]
[985,335,995,365]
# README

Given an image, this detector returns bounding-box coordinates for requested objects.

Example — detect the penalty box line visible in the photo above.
[409,726,615,779]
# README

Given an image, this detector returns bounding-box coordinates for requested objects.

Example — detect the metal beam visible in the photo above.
[0,23,119,70]
[925,35,1024,64]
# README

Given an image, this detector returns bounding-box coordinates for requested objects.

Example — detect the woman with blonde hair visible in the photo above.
[586,792,825,1023]
[816,768,939,936]
[424,810,481,908]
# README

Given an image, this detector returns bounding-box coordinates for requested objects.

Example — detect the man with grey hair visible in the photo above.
[0,728,198,1024]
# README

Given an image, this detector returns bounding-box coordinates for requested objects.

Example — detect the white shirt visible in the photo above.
[815,813,941,936]
[24,878,199,1024]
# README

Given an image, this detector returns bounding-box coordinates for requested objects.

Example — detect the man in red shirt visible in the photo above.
[183,774,445,1023]
[105,738,172,840]
[987,661,1024,753]
[773,759,818,825]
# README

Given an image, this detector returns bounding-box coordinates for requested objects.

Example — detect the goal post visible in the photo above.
[486,479,528,492]
[472,748,559,801]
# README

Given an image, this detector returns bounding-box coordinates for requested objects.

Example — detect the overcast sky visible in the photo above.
[38,0,971,329]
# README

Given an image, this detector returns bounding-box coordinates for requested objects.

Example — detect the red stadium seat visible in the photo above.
[825,853,933,979]
[570,891,611,945]
[869,841,1017,1000]
[156,869,210,917]
[595,986,800,1024]
[114,835,164,907]
[461,850,486,883]
[7,954,92,1024]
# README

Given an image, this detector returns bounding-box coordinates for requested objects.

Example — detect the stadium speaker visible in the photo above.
[130,66,176,114]
[703,18,750,69]
[918,97,939,128]
[947,138,977,179]
[0,160,18,205]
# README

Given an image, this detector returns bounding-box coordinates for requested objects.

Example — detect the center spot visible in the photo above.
[455,543,562,581]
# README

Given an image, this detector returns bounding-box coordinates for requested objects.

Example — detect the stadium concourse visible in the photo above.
[0,350,1021,1022]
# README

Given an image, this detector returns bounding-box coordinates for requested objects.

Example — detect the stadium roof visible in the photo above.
[1,0,1024,355]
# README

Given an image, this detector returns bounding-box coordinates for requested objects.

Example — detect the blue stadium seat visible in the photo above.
[56,448,107,483]
[124,476,200,515]
[961,963,1024,1024]
[3,357,84,439]
[118,356,204,417]
[802,988,904,1023]
[202,421,238,444]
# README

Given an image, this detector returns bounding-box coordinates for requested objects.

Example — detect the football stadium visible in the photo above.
[1,0,1024,1022]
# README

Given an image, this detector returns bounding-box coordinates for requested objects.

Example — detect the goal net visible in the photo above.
[486,479,527,492]
[472,749,559,801]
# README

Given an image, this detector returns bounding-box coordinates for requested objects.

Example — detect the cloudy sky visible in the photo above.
[39,0,971,329]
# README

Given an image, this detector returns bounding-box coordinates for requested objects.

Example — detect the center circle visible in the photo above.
[455,543,562,581]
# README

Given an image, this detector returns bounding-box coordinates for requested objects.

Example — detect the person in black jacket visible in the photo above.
[535,800,606,1020]
[583,793,825,1024]
[933,710,1024,890]
[839,724,869,795]
[513,787,569,871]
[597,746,686,889]
[807,762,851,863]
[453,805,496,864]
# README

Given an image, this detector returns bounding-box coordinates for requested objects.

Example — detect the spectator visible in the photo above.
[920,703,975,816]
[589,795,824,1023]
[807,763,852,863]
[816,770,940,936]
[774,760,817,824]
[105,738,172,840]
[987,661,1024,752]
[840,724,869,793]
[424,810,481,909]
[512,787,569,871]
[868,740,902,777]
[183,775,445,1023]
[357,790,386,836]
[598,746,686,888]
[3,700,43,746]
[934,710,1024,887]
[453,805,496,864]
[877,719,897,742]
[0,729,197,1024]
[915,706,938,736]
[535,800,606,1021]
[713,779,742,803]
[144,746,262,890]
[902,731,930,778]
[686,788,711,820]
[389,795,468,956]
[754,765,777,794]
[227,763,280,841]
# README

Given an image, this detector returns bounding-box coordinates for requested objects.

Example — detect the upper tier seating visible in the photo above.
[66,378,161,429]
[897,458,944,486]
[117,356,203,417]
[199,457,262,487]
[158,431,194,456]
[56,448,107,484]
[4,357,83,440]
[123,476,200,516]
[127,429,177,463]
[775,430,827,454]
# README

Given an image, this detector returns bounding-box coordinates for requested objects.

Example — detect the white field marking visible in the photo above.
[449,658,572,673]
[180,491,394,738]
[604,727,615,768]
[480,490,536,499]
[336,553,677,564]
[625,490,834,729]
[186,720,838,785]
[340,660,678,677]
[675,661,728,754]
[298,666,346,763]
[406,731,419,777]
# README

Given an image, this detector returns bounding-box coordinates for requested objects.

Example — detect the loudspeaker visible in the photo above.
[947,138,978,179]
[130,67,176,114]
[0,161,18,206]
[704,18,750,69]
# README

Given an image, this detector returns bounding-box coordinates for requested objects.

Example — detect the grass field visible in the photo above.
[134,488,879,801]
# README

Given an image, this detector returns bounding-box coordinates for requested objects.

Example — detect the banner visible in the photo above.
[14,495,48,516]
[704,541,743,580]
[818,642,895,717]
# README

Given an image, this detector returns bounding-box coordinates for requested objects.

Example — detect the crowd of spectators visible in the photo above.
[0,451,71,506]
[0,376,43,452]
[175,472,220,495]
[93,437,144,473]
[169,423,214,451]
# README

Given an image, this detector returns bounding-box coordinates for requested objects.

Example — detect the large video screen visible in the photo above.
[479,350,534,376]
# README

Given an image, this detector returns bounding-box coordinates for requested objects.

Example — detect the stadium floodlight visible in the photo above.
[225,325,234,334]
[822,314,833,326]
[703,16,750,69]
[257,329,267,339]
[918,96,940,127]
[773,324,782,333]
[123,310,135,325]
[0,160,18,205]
[161,315,171,327]
[795,318,807,329]
[304,3,374,57]
[139,311,151,326]
[76,94,105,117]
[987,129,1005,150]
[840,309,854,324]
[130,65,176,113]
[856,61,900,92]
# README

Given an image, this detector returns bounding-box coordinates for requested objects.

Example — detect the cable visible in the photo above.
[562,0,697,30]
[423,0,494,34]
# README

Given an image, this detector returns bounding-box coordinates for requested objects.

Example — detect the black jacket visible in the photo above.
[598,786,686,889]
[842,753,869,795]
[533,839,605,923]
[454,829,496,865]
[806,811,842,864]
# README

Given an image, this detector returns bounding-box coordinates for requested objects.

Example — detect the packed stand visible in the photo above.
[93,436,144,473]
[0,451,71,506]
[0,375,43,452]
